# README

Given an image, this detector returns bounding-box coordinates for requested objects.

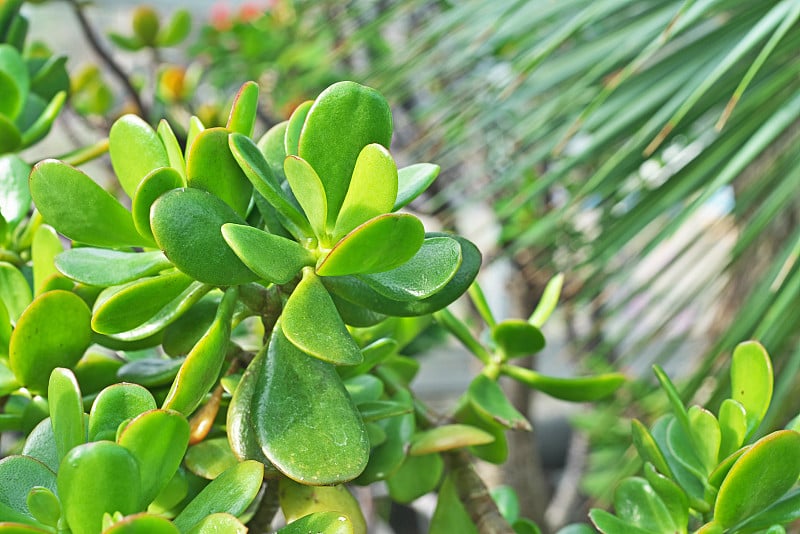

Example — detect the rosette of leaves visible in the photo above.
[588,341,800,534]
[27,80,480,488]
[0,0,68,154]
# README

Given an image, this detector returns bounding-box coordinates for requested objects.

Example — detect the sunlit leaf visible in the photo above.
[109,114,169,198]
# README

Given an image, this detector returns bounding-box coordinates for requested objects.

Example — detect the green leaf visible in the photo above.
[0,113,21,153]
[284,101,313,156]
[279,478,366,533]
[277,512,354,534]
[332,143,398,241]
[172,460,263,532]
[48,368,84,464]
[30,161,152,248]
[19,91,65,148]
[256,120,288,181]
[117,409,190,506]
[92,270,209,339]
[186,128,252,217]
[31,225,62,296]
[430,474,478,534]
[355,389,414,484]
[156,120,186,179]
[410,424,495,455]
[108,32,144,52]
[394,163,440,211]
[317,214,424,276]
[27,486,60,528]
[56,248,171,287]
[184,438,238,480]
[156,8,191,47]
[109,114,170,198]
[102,513,180,533]
[642,464,689,532]
[386,453,444,504]
[284,155,328,240]
[185,513,247,534]
[631,420,673,479]
[87,383,156,441]
[468,374,531,430]
[732,488,800,533]
[714,430,800,528]
[358,400,413,422]
[665,417,707,481]
[298,81,393,226]
[282,270,362,365]
[253,324,369,484]
[161,294,220,357]
[117,357,184,388]
[0,456,56,526]
[589,509,657,534]
[22,419,59,473]
[9,290,92,393]
[358,236,461,301]
[528,273,565,328]
[502,366,625,401]
[0,154,30,227]
[731,341,773,439]
[221,223,315,283]
[492,320,545,359]
[344,374,384,405]
[186,116,204,157]
[718,398,748,461]
[73,352,124,395]
[226,345,271,465]
[0,261,30,322]
[226,82,258,137]
[688,405,720,475]
[490,485,520,523]
[150,188,259,286]
[614,477,676,532]
[131,167,185,241]
[0,45,26,119]
[162,287,236,415]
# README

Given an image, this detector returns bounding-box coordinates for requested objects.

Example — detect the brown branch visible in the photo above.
[445,451,516,534]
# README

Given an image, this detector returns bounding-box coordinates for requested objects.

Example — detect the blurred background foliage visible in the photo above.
[17,0,800,530]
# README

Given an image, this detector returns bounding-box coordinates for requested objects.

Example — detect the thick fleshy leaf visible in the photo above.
[226,81,258,137]
[358,400,413,422]
[394,163,439,211]
[386,453,444,504]
[528,273,565,328]
[9,290,91,393]
[117,357,184,388]
[19,91,66,148]
[22,419,59,473]
[732,488,800,533]
[358,236,461,301]
[410,424,494,455]
[73,351,123,395]
[718,398,747,460]
[492,320,545,359]
[186,116,204,157]
[298,81,392,227]
[688,405,720,475]
[102,513,180,533]
[31,225,62,295]
[359,393,411,486]
[501,365,625,401]
[332,144,398,241]
[150,188,258,286]
[0,45,26,119]
[643,464,689,532]
[253,324,369,484]
[631,420,673,479]
[87,383,156,441]
[162,287,236,415]
[277,512,353,534]
[256,120,288,181]
[27,486,60,528]
[0,456,56,526]
[56,248,171,287]
[172,461,263,532]
[338,338,398,380]
[0,113,21,153]
[343,375,384,405]
[221,223,315,283]
[58,442,141,534]
[156,8,191,46]
[284,155,327,240]
[0,154,30,227]
[131,167,185,241]
[468,374,531,431]
[117,409,190,506]
[281,270,362,365]
[156,120,186,179]
[731,341,773,439]
[185,438,238,480]
[161,294,220,357]
[279,478,366,533]
[187,128,252,217]
[714,430,800,528]
[589,509,657,534]
[284,101,312,156]
[650,416,707,511]
[665,417,707,480]
[614,477,675,532]
[317,214,424,276]
[185,513,247,534]
[226,345,271,465]
[30,160,152,248]
[92,270,209,338]
[229,133,311,238]
[48,368,84,463]
[0,261,30,322]
[708,447,748,491]
[429,475,478,534]
[109,114,170,198]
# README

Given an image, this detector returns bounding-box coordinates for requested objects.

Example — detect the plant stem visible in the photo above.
[68,0,149,119]
[56,137,110,166]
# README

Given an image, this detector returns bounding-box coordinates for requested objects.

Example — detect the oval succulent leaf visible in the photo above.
[394,163,440,211]
[226,81,258,137]
[31,225,63,295]
[468,374,531,431]
[284,155,328,241]
[156,120,187,179]
[688,405,720,475]
[332,143,398,242]
[631,420,673,479]
[491,319,545,359]
[88,383,156,441]
[253,324,369,484]
[0,154,31,227]
[0,45,27,118]
[410,424,495,456]
[0,112,22,153]
[102,513,180,533]
[613,478,675,532]
[30,160,152,248]
[284,100,312,156]
[55,248,171,287]
[9,290,92,394]
[109,114,170,198]
[718,398,747,460]
[186,128,252,217]
[150,188,259,286]
[0,455,57,526]
[501,365,625,401]
[0,261,31,322]
[731,340,773,439]
[131,166,185,241]
[221,223,315,284]
[184,438,238,480]
[226,345,271,465]
[356,389,414,484]
[317,213,424,276]
[282,270,362,365]
[298,81,393,227]
[116,357,184,388]
[358,236,461,301]
[47,368,85,463]
[256,120,288,181]
[589,509,656,534]
[27,486,61,528]
[642,463,689,531]
[279,478,366,533]
[386,453,444,505]
[277,512,354,534]
[185,513,247,534]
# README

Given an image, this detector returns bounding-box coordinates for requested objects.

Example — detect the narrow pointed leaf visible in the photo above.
[253,325,369,484]
[131,167,184,241]
[394,163,439,211]
[410,424,495,455]
[187,128,252,217]
[284,100,312,156]
[282,270,362,365]
[9,290,91,393]
[48,368,84,463]
[222,223,315,283]
[226,81,258,137]
[284,155,327,240]
[298,81,393,226]
[156,120,186,178]
[502,365,624,401]
[631,420,673,479]
[88,383,156,441]
[528,273,564,327]
[56,248,171,287]
[30,160,152,248]
[109,114,169,198]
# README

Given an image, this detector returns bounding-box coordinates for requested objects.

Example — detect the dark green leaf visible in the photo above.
[221,223,315,283]
[117,357,184,388]
[430,474,478,534]
[492,320,545,359]
[468,374,531,430]
[502,365,625,401]
[387,453,444,504]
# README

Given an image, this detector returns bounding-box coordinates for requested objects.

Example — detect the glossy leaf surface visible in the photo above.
[117,357,184,388]
[386,453,444,504]
[187,128,252,217]
[26,486,60,528]
[48,368,84,463]
[492,320,545,359]
[253,325,369,484]
[410,424,495,455]
[221,223,315,283]
[102,513,179,533]
[30,161,151,248]
[718,398,747,461]
[88,383,156,441]
[277,512,353,534]
[0,261,31,322]
[468,374,531,430]
[9,290,91,393]
[0,154,30,227]
[430,475,478,534]
[284,101,312,156]
[131,167,185,241]
[502,366,625,401]
[284,155,327,240]
[279,478,366,534]
[109,114,169,198]
[226,345,271,465]
[185,438,238,480]
[731,341,773,438]
[614,477,675,532]
[156,120,186,178]
[31,225,62,295]
[185,513,247,534]
[256,120,287,181]
[394,163,439,211]
[56,248,171,287]
[226,81,258,137]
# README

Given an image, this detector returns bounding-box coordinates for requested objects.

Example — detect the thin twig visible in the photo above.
[445,451,516,534]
